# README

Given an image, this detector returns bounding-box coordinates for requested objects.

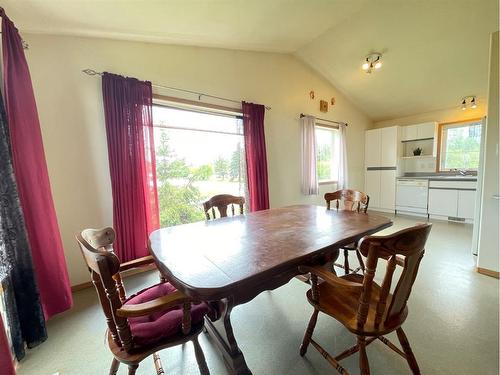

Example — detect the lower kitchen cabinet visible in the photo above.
[365,170,381,208]
[428,180,477,220]
[364,169,396,211]
[380,170,397,210]
[457,190,476,219]
[428,189,458,217]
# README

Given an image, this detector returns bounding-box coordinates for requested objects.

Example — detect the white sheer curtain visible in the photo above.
[301,115,319,195]
[337,123,348,189]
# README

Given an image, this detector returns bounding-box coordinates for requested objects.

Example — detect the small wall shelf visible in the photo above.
[400,155,435,159]
[400,137,434,143]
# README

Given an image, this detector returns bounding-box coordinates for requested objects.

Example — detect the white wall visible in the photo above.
[372,106,487,129]
[24,34,372,285]
[477,31,499,273]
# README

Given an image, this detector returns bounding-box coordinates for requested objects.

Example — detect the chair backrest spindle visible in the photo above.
[356,223,432,328]
[325,189,370,213]
[76,227,134,351]
[203,194,245,220]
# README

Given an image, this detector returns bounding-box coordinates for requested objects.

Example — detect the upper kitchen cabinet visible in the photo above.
[364,128,381,167]
[380,126,399,166]
[365,126,399,167]
[401,122,437,141]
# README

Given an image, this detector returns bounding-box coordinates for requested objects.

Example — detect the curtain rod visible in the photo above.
[82,69,271,110]
[300,113,348,127]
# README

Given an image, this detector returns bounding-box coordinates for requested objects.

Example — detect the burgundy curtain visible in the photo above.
[1,11,72,319]
[0,315,15,375]
[102,73,159,262]
[242,101,270,211]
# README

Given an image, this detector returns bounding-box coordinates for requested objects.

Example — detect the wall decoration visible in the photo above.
[320,100,328,113]
[309,90,315,100]
[331,97,335,106]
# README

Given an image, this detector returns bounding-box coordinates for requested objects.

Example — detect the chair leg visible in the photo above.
[357,336,370,375]
[355,250,365,273]
[343,249,350,275]
[109,358,120,375]
[192,335,210,375]
[396,328,421,374]
[128,364,139,375]
[300,309,319,356]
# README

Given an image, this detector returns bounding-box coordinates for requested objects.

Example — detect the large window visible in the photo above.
[152,104,246,227]
[315,125,340,183]
[438,120,482,171]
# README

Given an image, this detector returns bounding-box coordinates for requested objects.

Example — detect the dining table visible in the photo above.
[149,205,392,375]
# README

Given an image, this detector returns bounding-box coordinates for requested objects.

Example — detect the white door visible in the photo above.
[380,127,398,167]
[428,189,458,216]
[380,170,396,210]
[417,122,436,139]
[365,129,381,167]
[457,190,476,219]
[365,170,381,208]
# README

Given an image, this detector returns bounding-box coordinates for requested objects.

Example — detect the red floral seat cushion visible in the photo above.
[124,282,208,346]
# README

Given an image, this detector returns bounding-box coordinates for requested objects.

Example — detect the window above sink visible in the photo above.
[437,119,482,172]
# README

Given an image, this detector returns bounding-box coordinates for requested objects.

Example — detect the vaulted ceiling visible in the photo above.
[3,0,499,121]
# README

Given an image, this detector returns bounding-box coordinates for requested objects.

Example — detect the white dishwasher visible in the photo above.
[396,179,429,215]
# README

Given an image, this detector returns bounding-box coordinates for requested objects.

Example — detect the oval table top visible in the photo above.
[149,205,392,300]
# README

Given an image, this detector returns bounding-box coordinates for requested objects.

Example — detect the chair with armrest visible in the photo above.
[325,189,370,274]
[203,194,245,220]
[299,223,432,375]
[76,227,210,375]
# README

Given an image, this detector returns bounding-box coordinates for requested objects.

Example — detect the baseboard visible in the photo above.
[71,263,158,292]
[476,267,500,279]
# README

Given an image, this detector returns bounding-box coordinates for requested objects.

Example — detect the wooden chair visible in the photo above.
[299,223,432,375]
[76,227,210,375]
[203,194,245,220]
[325,189,370,275]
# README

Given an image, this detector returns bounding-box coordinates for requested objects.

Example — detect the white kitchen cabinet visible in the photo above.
[417,122,436,139]
[457,190,476,219]
[364,129,381,167]
[401,122,436,141]
[364,126,398,211]
[380,170,397,210]
[428,189,458,217]
[365,170,381,208]
[401,125,418,141]
[380,127,398,167]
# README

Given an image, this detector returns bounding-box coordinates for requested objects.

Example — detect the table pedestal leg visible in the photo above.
[204,298,252,375]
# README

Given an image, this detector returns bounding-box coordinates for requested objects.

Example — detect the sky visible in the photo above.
[153,105,244,167]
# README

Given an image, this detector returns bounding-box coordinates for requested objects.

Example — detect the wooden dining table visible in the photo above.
[149,205,392,375]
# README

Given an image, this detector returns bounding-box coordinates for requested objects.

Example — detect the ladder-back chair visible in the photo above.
[325,189,370,274]
[76,227,210,375]
[203,194,245,220]
[299,223,432,375]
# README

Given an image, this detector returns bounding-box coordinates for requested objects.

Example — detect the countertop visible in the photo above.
[397,175,477,181]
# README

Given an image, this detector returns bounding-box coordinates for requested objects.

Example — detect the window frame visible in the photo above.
[151,95,249,226]
[315,123,340,185]
[435,118,482,173]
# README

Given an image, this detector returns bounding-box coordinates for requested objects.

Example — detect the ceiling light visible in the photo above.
[362,52,383,74]
[461,96,477,110]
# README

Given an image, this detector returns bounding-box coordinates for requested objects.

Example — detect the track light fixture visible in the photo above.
[362,52,383,74]
[461,96,477,110]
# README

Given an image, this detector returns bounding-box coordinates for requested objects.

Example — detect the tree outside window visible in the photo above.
[153,105,246,227]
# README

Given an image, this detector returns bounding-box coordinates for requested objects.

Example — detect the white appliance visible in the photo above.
[396,179,429,215]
